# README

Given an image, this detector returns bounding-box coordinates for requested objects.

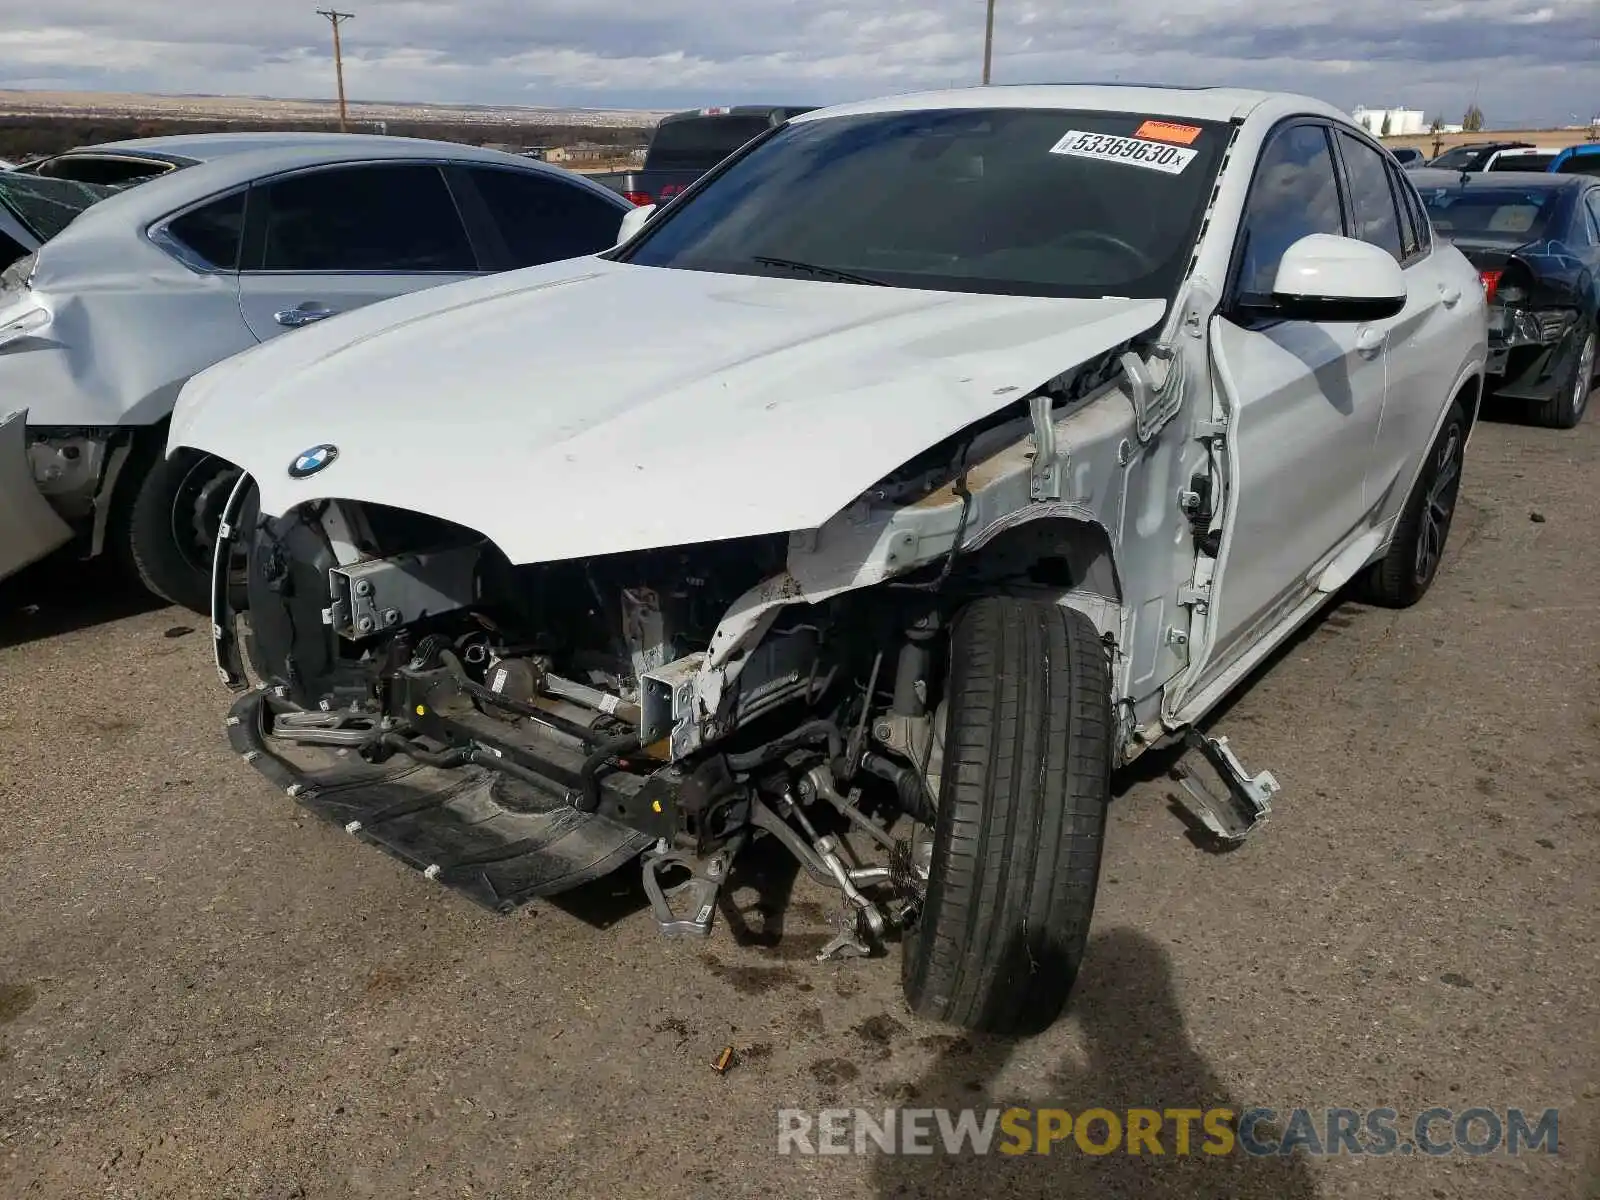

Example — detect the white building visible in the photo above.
[1351,106,1428,136]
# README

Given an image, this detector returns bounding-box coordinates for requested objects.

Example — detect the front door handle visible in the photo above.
[1439,284,1462,307]
[1355,327,1387,357]
[274,305,338,328]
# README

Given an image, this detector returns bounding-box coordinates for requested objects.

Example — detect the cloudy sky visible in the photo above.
[0,0,1595,126]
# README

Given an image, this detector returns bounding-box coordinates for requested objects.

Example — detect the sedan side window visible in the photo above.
[1585,192,1600,245]
[466,168,625,267]
[1336,133,1406,264]
[1236,124,1344,300]
[253,163,477,273]
[164,190,247,271]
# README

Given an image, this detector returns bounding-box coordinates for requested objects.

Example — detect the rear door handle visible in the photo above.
[1439,284,1462,307]
[1356,327,1387,357]
[274,305,338,328]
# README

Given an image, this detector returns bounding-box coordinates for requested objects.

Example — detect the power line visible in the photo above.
[316,9,355,131]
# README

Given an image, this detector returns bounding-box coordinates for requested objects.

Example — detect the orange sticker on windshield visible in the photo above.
[1135,120,1202,146]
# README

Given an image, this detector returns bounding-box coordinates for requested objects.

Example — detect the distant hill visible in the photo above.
[0,112,655,163]
[0,88,671,130]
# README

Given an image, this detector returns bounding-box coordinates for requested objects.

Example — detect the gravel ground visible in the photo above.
[1,404,1596,1200]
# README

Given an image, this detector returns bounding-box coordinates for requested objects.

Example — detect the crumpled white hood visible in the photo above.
[170,257,1164,564]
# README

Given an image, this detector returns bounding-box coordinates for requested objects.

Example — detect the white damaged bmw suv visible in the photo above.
[167,85,1486,1034]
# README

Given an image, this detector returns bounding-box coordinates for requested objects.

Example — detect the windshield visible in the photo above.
[0,174,119,242]
[1427,146,1482,169]
[621,107,1230,300]
[1418,185,1559,243]
[644,116,776,171]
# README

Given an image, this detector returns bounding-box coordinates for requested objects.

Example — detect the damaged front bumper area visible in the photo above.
[0,408,74,582]
[208,477,924,945]
[224,687,656,912]
[208,482,679,910]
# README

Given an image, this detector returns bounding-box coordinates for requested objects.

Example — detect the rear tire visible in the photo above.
[1525,323,1595,430]
[901,596,1112,1035]
[116,447,242,614]
[1357,396,1467,608]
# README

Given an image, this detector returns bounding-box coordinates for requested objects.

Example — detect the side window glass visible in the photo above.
[255,163,476,272]
[1236,124,1344,299]
[467,169,625,267]
[164,191,246,271]
[1404,175,1432,254]
[1585,193,1600,244]
[1336,133,1405,263]
[1385,161,1422,261]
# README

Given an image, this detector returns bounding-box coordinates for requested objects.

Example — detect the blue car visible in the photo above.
[1549,144,1600,177]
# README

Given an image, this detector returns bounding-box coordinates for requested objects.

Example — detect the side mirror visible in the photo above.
[1268,233,1407,321]
[615,203,657,246]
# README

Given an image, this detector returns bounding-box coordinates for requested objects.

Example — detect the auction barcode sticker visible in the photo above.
[1048,130,1198,175]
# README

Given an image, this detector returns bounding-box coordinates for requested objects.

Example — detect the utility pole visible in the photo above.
[316,9,355,131]
[982,0,996,84]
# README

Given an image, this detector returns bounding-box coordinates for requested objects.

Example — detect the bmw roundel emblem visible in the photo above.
[288,444,338,479]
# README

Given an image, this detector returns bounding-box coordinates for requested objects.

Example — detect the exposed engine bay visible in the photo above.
[212,459,995,959]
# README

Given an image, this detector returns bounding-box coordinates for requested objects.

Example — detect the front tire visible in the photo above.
[902,596,1112,1035]
[118,447,242,614]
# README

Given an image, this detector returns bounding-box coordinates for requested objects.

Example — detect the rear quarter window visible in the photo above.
[1396,170,1433,253]
[162,190,247,271]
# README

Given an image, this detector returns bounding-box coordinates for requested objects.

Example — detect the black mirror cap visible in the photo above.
[1266,291,1408,323]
